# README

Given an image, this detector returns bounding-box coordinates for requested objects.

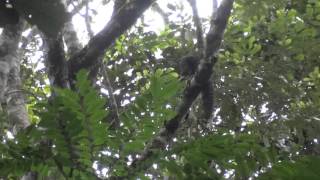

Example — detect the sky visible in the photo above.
[1,1,219,46]
[72,0,216,44]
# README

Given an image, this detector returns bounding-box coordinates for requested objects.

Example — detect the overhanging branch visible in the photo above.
[68,0,154,79]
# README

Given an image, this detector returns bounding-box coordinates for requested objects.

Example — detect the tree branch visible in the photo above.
[130,0,234,171]
[85,2,94,38]
[68,0,154,80]
[112,0,127,17]
[187,0,204,54]
[70,0,88,16]
[40,0,73,89]
[205,0,232,59]
[82,1,121,127]
[212,0,218,19]
[42,34,70,89]
[151,3,169,25]
[101,65,120,129]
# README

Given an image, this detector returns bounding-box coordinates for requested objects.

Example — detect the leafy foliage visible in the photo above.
[160,133,274,179]
[260,156,320,180]
[1,70,108,178]
[1,0,320,179]
[0,69,183,178]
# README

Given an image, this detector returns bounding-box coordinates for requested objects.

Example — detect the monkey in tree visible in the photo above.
[179,55,199,80]
[179,54,214,122]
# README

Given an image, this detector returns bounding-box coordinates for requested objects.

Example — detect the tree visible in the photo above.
[0,0,320,179]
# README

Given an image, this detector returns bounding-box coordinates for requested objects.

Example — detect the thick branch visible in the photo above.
[39,0,72,89]
[68,0,154,79]
[212,0,218,19]
[200,81,214,121]
[112,0,127,17]
[43,35,70,89]
[130,0,234,171]
[205,0,233,59]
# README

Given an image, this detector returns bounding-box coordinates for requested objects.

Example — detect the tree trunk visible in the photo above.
[0,19,37,180]
[0,19,29,133]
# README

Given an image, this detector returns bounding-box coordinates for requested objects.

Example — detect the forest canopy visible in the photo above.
[0,0,320,179]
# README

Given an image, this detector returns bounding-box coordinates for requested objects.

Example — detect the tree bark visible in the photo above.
[0,19,29,133]
[0,18,37,180]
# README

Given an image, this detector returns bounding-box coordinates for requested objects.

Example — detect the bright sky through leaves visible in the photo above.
[72,0,217,44]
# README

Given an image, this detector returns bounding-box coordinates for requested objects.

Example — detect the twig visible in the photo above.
[5,89,46,100]
[101,65,121,129]
[70,0,88,16]
[187,0,204,55]
[54,157,69,179]
[82,1,121,128]
[85,2,94,38]
[152,3,169,25]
